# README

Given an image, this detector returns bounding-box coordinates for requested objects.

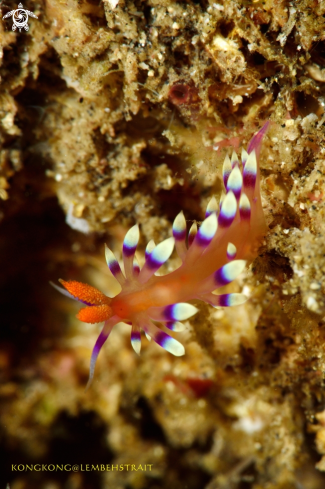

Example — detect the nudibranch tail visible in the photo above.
[54,122,269,385]
[247,120,270,157]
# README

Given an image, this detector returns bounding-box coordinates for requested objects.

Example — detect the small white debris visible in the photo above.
[301,113,318,131]
[213,35,238,52]
[306,296,319,312]
[71,242,81,252]
[198,399,206,408]
[310,282,321,290]
[105,0,119,9]
[305,63,325,82]
[66,204,90,234]
[213,3,224,10]
[235,416,264,434]
[139,62,149,70]
[285,119,294,127]
[242,285,251,297]
[232,95,243,105]
[153,446,164,457]
[293,265,304,278]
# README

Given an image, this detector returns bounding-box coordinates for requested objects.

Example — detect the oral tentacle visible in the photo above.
[86,315,120,389]
[50,281,87,304]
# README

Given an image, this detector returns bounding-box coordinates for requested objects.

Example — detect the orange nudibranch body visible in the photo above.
[56,122,269,386]
[110,122,268,316]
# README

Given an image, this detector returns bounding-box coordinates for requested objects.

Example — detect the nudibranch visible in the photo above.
[53,122,269,387]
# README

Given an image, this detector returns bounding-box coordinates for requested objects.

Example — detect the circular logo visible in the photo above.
[2,3,38,33]
[12,8,29,31]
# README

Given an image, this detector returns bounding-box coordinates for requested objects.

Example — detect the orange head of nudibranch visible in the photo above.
[58,279,113,324]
